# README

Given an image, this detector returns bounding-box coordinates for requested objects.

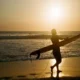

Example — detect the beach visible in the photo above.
[0,57,80,80]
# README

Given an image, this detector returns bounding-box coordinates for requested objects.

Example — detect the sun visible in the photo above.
[53,6,64,20]
[45,5,64,22]
[44,4,65,30]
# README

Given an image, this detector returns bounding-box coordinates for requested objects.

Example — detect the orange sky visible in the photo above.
[0,0,80,31]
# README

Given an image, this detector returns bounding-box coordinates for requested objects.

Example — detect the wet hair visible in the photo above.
[51,29,57,35]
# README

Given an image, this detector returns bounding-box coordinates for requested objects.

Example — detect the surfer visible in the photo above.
[51,29,62,73]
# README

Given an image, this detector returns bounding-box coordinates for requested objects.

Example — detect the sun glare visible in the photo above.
[44,4,65,30]
[45,5,64,22]
[54,6,64,19]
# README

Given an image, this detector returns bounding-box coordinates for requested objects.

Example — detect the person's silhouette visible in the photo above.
[51,29,62,73]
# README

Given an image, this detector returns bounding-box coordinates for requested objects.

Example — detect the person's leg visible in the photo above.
[51,61,57,72]
[56,64,58,71]
[56,58,62,72]
[51,64,55,72]
[51,58,62,72]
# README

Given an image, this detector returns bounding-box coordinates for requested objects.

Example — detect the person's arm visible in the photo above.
[51,37,54,44]
[58,35,69,41]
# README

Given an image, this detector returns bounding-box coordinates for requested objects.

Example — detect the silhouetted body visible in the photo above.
[51,29,62,72]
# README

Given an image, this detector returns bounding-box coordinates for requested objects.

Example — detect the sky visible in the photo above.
[0,0,80,31]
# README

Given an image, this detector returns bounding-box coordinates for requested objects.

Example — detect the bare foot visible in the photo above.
[57,70,62,73]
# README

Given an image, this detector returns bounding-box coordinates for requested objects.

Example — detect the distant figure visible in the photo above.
[51,29,62,73]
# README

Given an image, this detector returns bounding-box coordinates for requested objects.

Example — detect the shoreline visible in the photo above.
[0,56,80,62]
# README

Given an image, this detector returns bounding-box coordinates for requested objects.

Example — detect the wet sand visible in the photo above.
[0,57,80,80]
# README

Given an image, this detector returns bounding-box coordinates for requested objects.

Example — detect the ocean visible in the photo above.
[0,31,80,62]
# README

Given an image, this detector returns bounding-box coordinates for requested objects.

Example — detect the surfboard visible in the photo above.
[30,34,80,59]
